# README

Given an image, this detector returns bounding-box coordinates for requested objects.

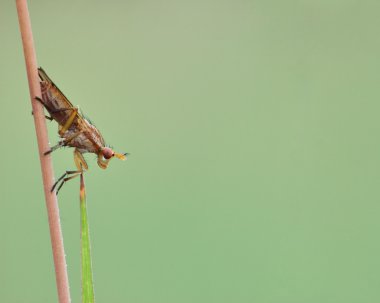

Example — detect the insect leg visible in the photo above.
[97,153,111,169]
[50,149,87,194]
[51,170,82,193]
[44,141,65,155]
[50,108,75,114]
[74,149,89,171]
[56,173,82,195]
[32,97,53,120]
[34,96,45,104]
[58,107,78,136]
[31,110,54,120]
[44,131,81,155]
[34,97,76,120]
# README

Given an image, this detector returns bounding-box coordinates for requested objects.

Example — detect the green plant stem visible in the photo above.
[80,174,95,303]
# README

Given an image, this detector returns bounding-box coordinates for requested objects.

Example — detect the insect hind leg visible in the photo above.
[32,97,53,120]
[58,107,78,136]
[31,110,53,120]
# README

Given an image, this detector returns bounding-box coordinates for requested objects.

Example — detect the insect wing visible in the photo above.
[38,68,83,128]
[38,67,75,108]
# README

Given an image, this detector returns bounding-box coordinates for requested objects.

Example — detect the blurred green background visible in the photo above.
[1,0,380,302]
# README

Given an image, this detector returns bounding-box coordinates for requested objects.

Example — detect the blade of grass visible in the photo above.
[80,174,95,303]
[15,1,71,302]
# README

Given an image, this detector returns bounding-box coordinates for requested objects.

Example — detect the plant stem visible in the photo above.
[15,1,71,302]
[80,174,95,303]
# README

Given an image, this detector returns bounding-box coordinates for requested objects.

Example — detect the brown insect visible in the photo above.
[36,67,127,194]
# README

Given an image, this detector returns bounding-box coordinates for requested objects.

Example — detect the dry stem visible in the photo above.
[15,0,71,302]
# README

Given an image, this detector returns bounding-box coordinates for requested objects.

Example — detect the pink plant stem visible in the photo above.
[15,1,71,302]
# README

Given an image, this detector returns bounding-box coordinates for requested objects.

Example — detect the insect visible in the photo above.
[36,67,127,194]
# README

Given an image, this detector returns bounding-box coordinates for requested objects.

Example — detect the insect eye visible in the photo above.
[102,147,114,159]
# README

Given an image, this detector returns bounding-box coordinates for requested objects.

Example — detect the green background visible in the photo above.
[1,0,380,302]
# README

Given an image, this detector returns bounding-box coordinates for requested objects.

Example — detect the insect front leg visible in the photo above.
[56,173,82,195]
[51,149,88,194]
[97,153,111,169]
[74,149,89,171]
[52,170,82,194]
